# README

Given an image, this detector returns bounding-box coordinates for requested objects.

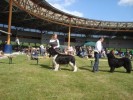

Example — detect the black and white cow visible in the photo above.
[47,47,77,72]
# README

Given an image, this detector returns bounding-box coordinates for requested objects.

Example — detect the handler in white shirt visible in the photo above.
[92,37,104,72]
[49,34,60,69]
[49,33,60,50]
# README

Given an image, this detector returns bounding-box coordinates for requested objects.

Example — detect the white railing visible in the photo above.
[0,30,12,35]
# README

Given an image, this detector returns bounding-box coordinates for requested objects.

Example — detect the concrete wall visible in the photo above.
[0,29,41,44]
[107,39,133,49]
[41,34,133,48]
[1,29,133,48]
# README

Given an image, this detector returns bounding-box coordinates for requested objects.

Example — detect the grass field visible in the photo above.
[0,55,133,100]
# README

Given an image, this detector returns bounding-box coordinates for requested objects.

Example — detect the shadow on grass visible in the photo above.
[40,64,72,71]
[60,68,72,71]
[79,66,92,71]
[99,69,128,73]
[40,64,52,69]
[112,70,128,73]
[0,62,16,64]
[99,69,110,73]
[0,62,6,64]
[79,68,128,73]
[79,66,127,74]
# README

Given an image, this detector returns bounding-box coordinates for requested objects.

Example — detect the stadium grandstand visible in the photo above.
[0,0,133,53]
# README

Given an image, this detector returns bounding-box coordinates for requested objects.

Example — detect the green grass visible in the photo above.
[0,55,133,100]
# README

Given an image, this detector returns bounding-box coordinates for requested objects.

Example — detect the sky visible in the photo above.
[45,0,133,22]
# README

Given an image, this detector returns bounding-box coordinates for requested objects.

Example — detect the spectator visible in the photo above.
[67,46,74,55]
[40,44,45,56]
[15,37,20,51]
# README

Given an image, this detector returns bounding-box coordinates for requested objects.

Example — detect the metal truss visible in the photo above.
[11,0,133,32]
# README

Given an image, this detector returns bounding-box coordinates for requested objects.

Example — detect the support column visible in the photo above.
[4,0,13,53]
[68,25,71,48]
[41,30,43,44]
[68,18,71,48]
[7,0,12,45]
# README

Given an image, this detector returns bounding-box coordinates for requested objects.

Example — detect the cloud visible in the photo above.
[64,0,76,6]
[46,0,75,6]
[46,0,83,17]
[118,0,133,6]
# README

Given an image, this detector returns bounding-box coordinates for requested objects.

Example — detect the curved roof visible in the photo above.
[31,0,133,22]
[0,0,133,37]
[30,0,133,28]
